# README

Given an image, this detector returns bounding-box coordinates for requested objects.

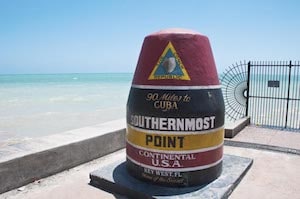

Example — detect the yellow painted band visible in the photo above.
[126,126,224,151]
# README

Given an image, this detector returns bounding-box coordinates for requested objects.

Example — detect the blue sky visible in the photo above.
[0,0,300,74]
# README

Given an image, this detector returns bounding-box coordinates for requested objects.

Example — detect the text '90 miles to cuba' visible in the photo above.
[146,92,191,112]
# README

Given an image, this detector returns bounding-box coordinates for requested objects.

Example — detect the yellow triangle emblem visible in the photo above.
[148,42,191,80]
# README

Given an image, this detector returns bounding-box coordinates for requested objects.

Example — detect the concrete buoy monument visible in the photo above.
[126,28,225,186]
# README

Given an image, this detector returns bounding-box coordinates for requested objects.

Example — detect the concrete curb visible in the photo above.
[224,140,300,156]
[225,117,250,138]
[0,119,126,194]
[222,156,253,199]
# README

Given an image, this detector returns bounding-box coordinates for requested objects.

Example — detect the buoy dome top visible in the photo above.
[132,28,219,86]
[150,28,203,36]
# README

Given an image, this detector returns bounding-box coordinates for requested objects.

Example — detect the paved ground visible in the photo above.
[227,126,300,150]
[1,150,125,199]
[1,126,300,199]
[226,126,300,199]
[226,147,300,199]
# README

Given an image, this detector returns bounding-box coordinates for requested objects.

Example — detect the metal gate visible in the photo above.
[221,61,300,131]
[246,61,300,130]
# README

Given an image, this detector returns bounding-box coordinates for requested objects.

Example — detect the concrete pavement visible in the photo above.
[0,119,126,194]
[227,126,300,150]
[226,126,300,199]
[226,146,300,199]
[1,149,126,199]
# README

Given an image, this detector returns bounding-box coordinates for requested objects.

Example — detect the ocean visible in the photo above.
[0,73,133,145]
[6,72,289,146]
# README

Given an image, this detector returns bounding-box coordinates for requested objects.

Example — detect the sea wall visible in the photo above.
[0,119,126,194]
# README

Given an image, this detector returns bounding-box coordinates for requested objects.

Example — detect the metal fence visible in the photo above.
[246,61,300,130]
[221,60,300,131]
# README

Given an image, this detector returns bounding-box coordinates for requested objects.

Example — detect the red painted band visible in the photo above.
[126,142,223,169]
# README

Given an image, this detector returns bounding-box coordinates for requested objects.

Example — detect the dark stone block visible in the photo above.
[90,154,253,199]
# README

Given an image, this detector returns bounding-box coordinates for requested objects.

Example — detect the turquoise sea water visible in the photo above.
[0,73,133,144]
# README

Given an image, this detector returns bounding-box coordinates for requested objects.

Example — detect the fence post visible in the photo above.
[245,61,251,117]
[285,60,292,128]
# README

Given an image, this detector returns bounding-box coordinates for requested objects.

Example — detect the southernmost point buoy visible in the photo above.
[126,28,225,187]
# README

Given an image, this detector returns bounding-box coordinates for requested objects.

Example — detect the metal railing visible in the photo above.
[221,61,300,131]
[246,61,300,130]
